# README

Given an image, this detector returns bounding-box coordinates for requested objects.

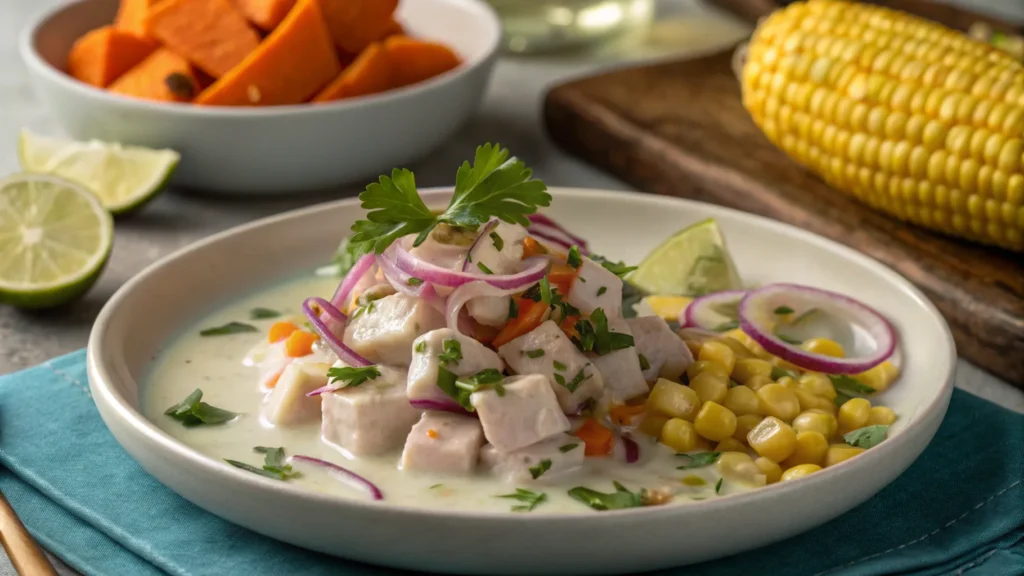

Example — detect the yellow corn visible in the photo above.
[661,418,701,452]
[742,0,1024,251]
[724,328,768,357]
[838,397,872,431]
[724,385,763,416]
[801,338,846,357]
[647,379,701,420]
[745,374,774,391]
[757,383,802,421]
[792,409,838,437]
[717,452,767,486]
[643,295,693,321]
[734,414,764,441]
[733,358,773,385]
[690,371,729,404]
[869,405,898,425]
[638,413,670,437]
[798,372,837,400]
[698,341,738,375]
[794,388,837,414]
[781,464,823,481]
[755,457,783,484]
[824,443,866,467]
[748,416,798,462]
[776,376,800,390]
[695,401,739,441]
[686,360,730,381]
[857,361,900,392]
[716,437,748,453]
[783,431,829,467]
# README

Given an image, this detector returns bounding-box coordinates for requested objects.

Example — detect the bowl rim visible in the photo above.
[19,0,503,117]
[87,186,957,524]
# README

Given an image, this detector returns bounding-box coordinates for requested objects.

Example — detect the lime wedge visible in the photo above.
[626,218,743,296]
[0,173,113,309]
[18,129,179,215]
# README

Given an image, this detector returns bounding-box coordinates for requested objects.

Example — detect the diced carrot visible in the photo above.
[312,42,392,103]
[146,0,261,78]
[67,26,158,88]
[610,404,646,426]
[522,236,548,259]
[574,419,615,456]
[285,330,319,357]
[115,0,162,37]
[427,429,439,439]
[379,17,404,39]
[548,263,578,296]
[317,0,398,54]
[108,49,199,102]
[558,314,580,340]
[266,372,282,389]
[384,35,461,88]
[232,0,297,31]
[195,0,341,106]
[492,297,547,348]
[268,321,298,343]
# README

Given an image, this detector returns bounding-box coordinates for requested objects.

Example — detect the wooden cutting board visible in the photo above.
[543,4,1024,388]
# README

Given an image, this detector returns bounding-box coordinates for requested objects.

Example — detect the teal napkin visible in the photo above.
[1,350,1022,576]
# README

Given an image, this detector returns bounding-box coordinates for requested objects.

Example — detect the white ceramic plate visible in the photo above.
[87,188,956,575]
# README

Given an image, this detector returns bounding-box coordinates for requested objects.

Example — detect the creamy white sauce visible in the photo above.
[143,273,743,513]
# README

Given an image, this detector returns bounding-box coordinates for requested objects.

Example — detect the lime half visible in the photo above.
[626,218,743,296]
[0,173,114,309]
[18,129,179,215]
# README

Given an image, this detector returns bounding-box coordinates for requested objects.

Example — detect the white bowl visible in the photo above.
[19,0,500,194]
[87,188,955,575]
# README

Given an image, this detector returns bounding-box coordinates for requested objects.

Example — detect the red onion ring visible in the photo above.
[528,227,589,256]
[291,455,382,500]
[623,434,639,464]
[681,289,747,330]
[737,283,896,374]
[377,245,443,309]
[410,398,474,415]
[527,214,588,248]
[394,236,549,289]
[302,297,371,368]
[445,281,531,337]
[330,254,375,309]
[461,220,499,272]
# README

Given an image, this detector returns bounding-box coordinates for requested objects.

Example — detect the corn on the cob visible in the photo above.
[741,0,1024,251]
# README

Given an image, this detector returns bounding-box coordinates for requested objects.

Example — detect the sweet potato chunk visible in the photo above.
[109,48,198,102]
[317,0,398,54]
[68,26,158,88]
[115,0,162,37]
[195,0,340,106]
[379,17,405,39]
[312,42,392,102]
[146,0,261,78]
[232,0,297,31]
[385,35,461,88]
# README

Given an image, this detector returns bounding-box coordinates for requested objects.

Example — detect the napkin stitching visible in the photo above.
[815,479,1023,575]
[47,363,92,398]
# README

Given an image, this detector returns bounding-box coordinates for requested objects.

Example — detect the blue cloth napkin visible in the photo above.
[1,350,1022,576]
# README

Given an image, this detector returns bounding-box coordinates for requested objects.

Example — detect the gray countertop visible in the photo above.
[2,0,1024,574]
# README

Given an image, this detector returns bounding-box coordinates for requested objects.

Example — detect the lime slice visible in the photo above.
[0,173,114,309]
[18,129,179,215]
[627,218,743,296]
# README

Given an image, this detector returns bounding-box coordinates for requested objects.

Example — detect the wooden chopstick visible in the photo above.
[0,488,57,576]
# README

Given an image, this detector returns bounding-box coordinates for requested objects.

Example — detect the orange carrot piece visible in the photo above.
[232,0,297,31]
[522,237,548,259]
[266,372,283,389]
[558,314,580,340]
[427,429,439,439]
[268,321,298,343]
[285,330,319,357]
[195,0,340,106]
[146,0,261,78]
[67,26,158,88]
[610,404,646,426]
[108,48,199,102]
[379,17,404,39]
[574,419,615,456]
[312,42,392,103]
[317,0,398,54]
[384,35,461,88]
[548,263,578,297]
[115,0,163,37]
[492,297,547,348]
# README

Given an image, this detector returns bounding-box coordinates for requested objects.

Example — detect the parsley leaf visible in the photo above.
[553,360,567,371]
[539,277,553,305]
[829,374,877,396]
[591,308,635,355]
[590,254,637,278]
[317,237,360,277]
[568,481,645,511]
[164,389,237,427]
[199,321,257,336]
[525,349,545,358]
[349,168,438,255]
[597,286,607,296]
[715,478,724,494]
[497,488,547,512]
[561,368,588,392]
[508,298,518,319]
[567,246,583,269]
[415,341,427,353]
[676,451,721,470]
[638,353,650,371]
[407,277,424,286]
[438,338,463,366]
[559,443,579,453]
[436,367,470,410]
[844,425,889,448]
[529,459,552,479]
[326,365,382,389]
[834,391,853,407]
[477,262,494,275]
[771,366,799,381]
[249,307,281,320]
[774,305,795,315]
[444,143,552,229]
[490,231,504,251]
[226,446,299,481]
[438,368,506,411]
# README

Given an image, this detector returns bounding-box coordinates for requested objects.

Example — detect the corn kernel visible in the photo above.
[734,414,764,441]
[716,438,748,453]
[681,475,707,487]
[643,295,693,322]
[724,385,763,416]
[794,388,836,414]
[755,457,783,484]
[684,339,701,358]
[856,361,900,392]
[776,376,799,389]
[798,372,837,400]
[781,464,822,481]
[686,360,729,381]
[732,358,773,384]
[756,383,802,421]
[647,379,701,420]
[824,443,865,467]
[698,341,737,375]
[638,413,670,438]
[771,355,803,373]
[792,410,838,437]
[783,431,829,466]
[745,374,774,391]
[868,405,897,425]
[695,401,738,441]
[716,452,767,486]
[748,416,798,462]
[724,328,767,357]
[661,418,700,452]
[801,338,845,357]
[690,372,729,405]
[838,397,872,432]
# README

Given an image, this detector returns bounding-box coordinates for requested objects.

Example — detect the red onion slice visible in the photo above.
[394,236,548,289]
[377,244,442,308]
[527,214,588,248]
[445,281,531,337]
[682,289,747,331]
[461,220,499,272]
[528,226,589,256]
[737,283,896,374]
[291,455,382,500]
[623,434,639,464]
[330,254,375,310]
[302,297,371,368]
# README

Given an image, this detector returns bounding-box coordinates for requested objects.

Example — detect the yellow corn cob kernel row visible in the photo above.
[740,0,1024,251]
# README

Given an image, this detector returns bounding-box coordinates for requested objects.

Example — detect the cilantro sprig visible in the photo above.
[226,446,300,481]
[497,488,547,512]
[568,481,645,511]
[436,368,505,411]
[348,144,551,256]
[327,366,382,389]
[164,389,237,427]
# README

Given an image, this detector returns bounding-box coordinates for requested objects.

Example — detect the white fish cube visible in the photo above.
[628,316,693,381]
[466,223,528,327]
[407,329,504,403]
[471,374,571,452]
[343,294,445,366]
[400,411,485,474]
[321,375,420,457]
[567,257,623,316]
[480,433,586,484]
[589,317,649,401]
[260,361,330,426]
[498,321,603,413]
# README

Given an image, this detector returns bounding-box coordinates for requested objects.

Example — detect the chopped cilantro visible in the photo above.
[597,286,607,296]
[407,277,424,286]
[477,262,494,275]
[774,305,795,315]
[490,231,504,251]
[326,366,381,389]
[508,298,518,319]
[829,374,876,396]
[568,482,645,511]
[590,254,637,278]
[638,354,650,371]
[715,478,724,494]
[529,459,552,479]
[164,389,237,427]
[497,488,547,512]
[225,446,299,481]
[525,349,545,358]
[844,425,889,449]
[249,307,281,320]
[567,246,583,269]
[559,443,579,453]
[676,452,721,470]
[415,341,427,353]
[199,321,257,336]
[591,308,634,355]
[553,360,567,371]
[438,338,463,366]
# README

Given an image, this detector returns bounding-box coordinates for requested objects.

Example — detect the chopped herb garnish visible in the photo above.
[326,365,382,389]
[597,286,607,296]
[164,389,237,427]
[774,305,795,315]
[715,478,724,494]
[224,460,282,479]
[561,368,588,392]
[366,301,376,314]
[508,298,518,319]
[568,481,645,511]
[539,277,553,305]
[713,320,740,332]
[320,237,360,277]
[407,277,424,286]
[226,446,299,480]
[249,307,281,320]
[829,374,876,396]
[591,308,635,355]
[348,144,551,256]
[430,483,443,489]
[559,443,580,453]
[439,368,506,410]
[567,246,583,269]
[525,349,545,358]
[490,231,504,251]
[572,318,597,352]
[844,425,889,449]
[415,341,427,353]
[771,366,799,381]
[199,321,258,336]
[638,354,650,371]
[529,459,552,479]
[834,391,853,407]
[590,254,638,278]
[553,360,567,371]
[477,262,494,275]
[676,451,721,470]
[553,373,566,387]
[620,281,646,319]
[497,488,547,512]
[438,338,463,366]
[436,367,469,410]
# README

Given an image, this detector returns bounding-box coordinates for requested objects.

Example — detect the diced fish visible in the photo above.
[471,374,571,452]
[407,328,504,403]
[321,369,419,457]
[260,360,330,426]
[479,433,585,484]
[343,294,446,366]
[498,321,603,413]
[400,411,485,474]
[467,222,529,327]
[567,257,623,316]
[627,316,693,381]
[589,317,649,401]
